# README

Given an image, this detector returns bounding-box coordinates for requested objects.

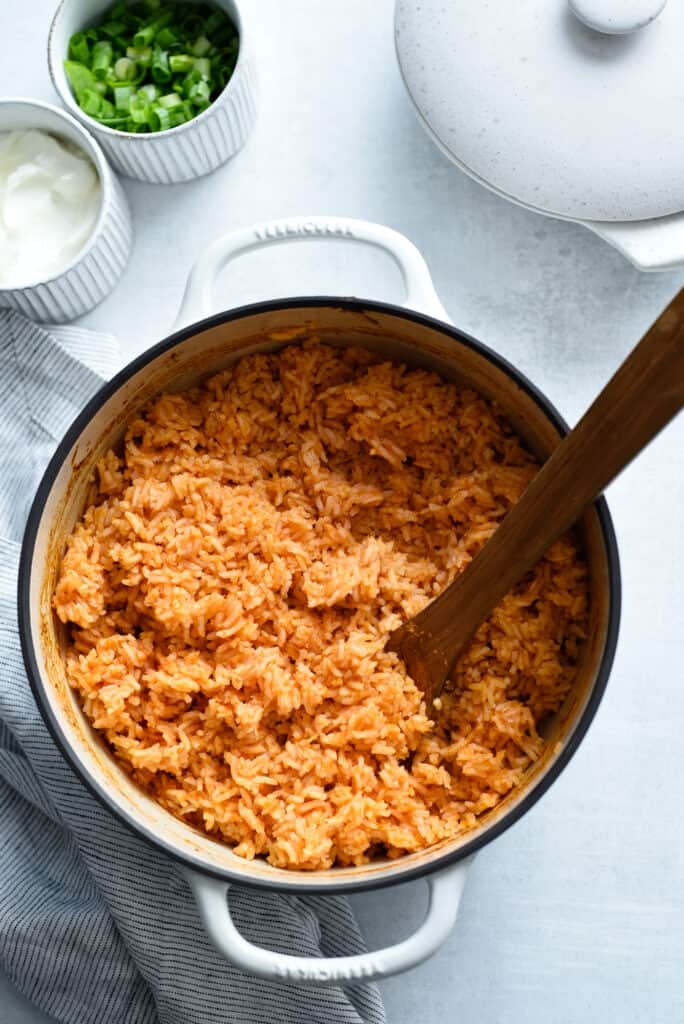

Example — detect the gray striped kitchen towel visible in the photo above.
[0,310,386,1024]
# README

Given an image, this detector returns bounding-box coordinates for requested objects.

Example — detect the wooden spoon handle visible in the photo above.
[391,288,684,697]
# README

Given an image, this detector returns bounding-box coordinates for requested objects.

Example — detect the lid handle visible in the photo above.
[568,0,667,33]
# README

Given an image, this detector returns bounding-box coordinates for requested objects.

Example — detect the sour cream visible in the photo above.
[0,129,101,287]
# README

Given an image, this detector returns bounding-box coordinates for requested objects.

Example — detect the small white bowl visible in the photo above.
[48,0,257,184]
[0,98,132,323]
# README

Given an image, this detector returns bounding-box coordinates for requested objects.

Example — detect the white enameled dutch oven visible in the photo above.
[18,216,620,986]
[395,0,684,271]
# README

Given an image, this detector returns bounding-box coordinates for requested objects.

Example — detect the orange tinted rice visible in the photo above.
[54,340,589,870]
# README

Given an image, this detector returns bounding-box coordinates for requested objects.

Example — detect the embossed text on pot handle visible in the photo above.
[183,859,471,987]
[173,215,449,329]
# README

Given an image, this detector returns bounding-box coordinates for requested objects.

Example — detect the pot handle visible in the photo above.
[174,216,449,329]
[182,858,471,987]
[583,213,684,272]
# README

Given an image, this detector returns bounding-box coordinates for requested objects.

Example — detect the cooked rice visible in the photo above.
[54,340,588,870]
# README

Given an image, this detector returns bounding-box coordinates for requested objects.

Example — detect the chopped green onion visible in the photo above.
[149,100,190,131]
[81,89,104,116]
[127,45,153,67]
[68,32,90,64]
[191,35,212,57]
[92,40,113,80]
[63,0,239,134]
[114,56,138,81]
[129,96,151,124]
[133,9,174,49]
[113,84,135,110]
[156,26,179,49]
[169,53,194,73]
[188,79,211,106]
[100,116,130,129]
[149,104,171,131]
[151,46,171,83]
[138,82,160,102]
[100,20,127,39]
[168,105,190,127]
[157,91,183,109]
[64,60,98,102]
[132,26,153,48]
[193,57,211,79]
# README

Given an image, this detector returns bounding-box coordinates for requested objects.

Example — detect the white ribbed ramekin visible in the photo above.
[0,99,132,324]
[48,0,256,184]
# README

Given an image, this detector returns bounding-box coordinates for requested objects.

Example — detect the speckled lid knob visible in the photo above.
[568,0,667,34]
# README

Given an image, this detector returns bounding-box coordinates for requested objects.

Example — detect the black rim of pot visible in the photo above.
[18,297,621,894]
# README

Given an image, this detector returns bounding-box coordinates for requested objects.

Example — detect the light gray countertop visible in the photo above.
[2,2,683,1022]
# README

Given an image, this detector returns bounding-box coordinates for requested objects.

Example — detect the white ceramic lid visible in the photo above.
[395,0,683,222]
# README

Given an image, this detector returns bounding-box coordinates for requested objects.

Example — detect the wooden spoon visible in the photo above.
[387,288,684,707]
